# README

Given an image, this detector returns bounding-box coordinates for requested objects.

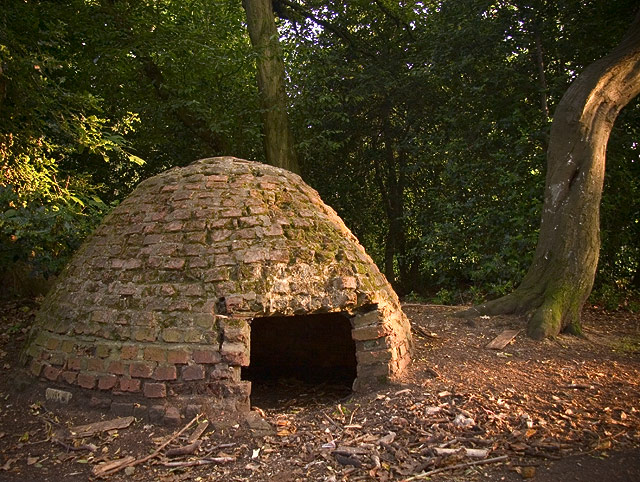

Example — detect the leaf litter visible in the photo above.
[0,301,638,481]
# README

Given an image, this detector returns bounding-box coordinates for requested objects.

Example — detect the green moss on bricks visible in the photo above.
[24,157,412,402]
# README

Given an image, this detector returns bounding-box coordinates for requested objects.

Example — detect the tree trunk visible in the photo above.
[243,0,300,174]
[466,11,640,339]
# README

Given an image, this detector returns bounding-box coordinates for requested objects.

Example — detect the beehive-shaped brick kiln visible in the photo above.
[23,157,412,418]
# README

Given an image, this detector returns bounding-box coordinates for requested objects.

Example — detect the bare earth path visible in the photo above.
[1,300,638,481]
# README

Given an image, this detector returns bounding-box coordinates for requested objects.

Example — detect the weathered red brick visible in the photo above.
[356,349,392,364]
[77,372,97,389]
[107,360,126,375]
[164,406,182,426]
[153,365,177,381]
[129,362,155,378]
[43,365,62,381]
[143,382,167,399]
[181,364,205,381]
[98,374,118,391]
[167,349,190,364]
[165,258,185,270]
[352,325,388,341]
[120,346,138,360]
[118,377,141,393]
[192,350,221,365]
[61,371,78,384]
[87,358,105,372]
[133,328,156,342]
[144,346,167,362]
[67,357,83,370]
[220,341,249,366]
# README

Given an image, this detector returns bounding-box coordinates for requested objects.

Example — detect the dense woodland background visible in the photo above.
[1,0,639,308]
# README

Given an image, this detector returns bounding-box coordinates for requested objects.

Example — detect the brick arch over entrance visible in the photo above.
[23,157,412,416]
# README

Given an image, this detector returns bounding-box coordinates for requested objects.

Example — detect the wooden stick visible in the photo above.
[187,420,210,443]
[92,456,136,478]
[92,414,200,477]
[402,455,508,481]
[433,447,489,458]
[161,456,235,467]
[166,440,202,457]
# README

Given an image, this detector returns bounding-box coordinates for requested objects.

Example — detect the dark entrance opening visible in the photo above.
[243,312,357,407]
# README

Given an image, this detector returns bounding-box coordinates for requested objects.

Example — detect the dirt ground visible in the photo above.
[0,299,639,481]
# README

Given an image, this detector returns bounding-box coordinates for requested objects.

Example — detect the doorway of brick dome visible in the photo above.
[242,312,357,409]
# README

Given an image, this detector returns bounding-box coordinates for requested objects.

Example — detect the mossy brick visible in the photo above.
[48,352,66,366]
[120,345,139,360]
[143,382,167,399]
[162,328,183,343]
[167,349,190,364]
[25,344,42,360]
[144,346,167,362]
[45,337,61,351]
[192,314,215,329]
[96,344,111,358]
[183,329,204,343]
[30,360,43,377]
[133,327,157,342]
[24,158,413,397]
[203,268,230,281]
[60,340,75,353]
[77,372,97,389]
[129,362,156,378]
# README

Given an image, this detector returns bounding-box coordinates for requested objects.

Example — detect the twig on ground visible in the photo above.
[161,456,235,467]
[92,414,200,477]
[165,440,202,457]
[402,455,509,481]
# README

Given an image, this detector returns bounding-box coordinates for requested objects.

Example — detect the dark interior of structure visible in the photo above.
[242,312,357,406]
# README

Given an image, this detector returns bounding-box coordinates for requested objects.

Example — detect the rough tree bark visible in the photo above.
[243,0,300,174]
[465,11,640,339]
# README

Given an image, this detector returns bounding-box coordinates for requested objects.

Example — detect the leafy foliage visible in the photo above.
[1,0,639,307]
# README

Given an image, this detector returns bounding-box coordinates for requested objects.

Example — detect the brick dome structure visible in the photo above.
[23,157,412,418]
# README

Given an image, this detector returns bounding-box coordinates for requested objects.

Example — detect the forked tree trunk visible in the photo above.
[243,0,300,174]
[467,12,640,339]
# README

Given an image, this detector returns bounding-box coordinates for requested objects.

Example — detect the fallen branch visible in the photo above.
[92,456,136,477]
[187,420,210,443]
[402,455,509,481]
[433,447,489,458]
[91,414,200,478]
[166,440,202,457]
[161,456,235,468]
